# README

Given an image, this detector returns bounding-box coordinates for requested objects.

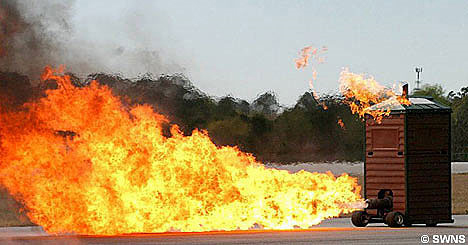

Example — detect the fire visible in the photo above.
[295,46,328,110]
[0,67,362,235]
[337,118,345,130]
[339,68,411,123]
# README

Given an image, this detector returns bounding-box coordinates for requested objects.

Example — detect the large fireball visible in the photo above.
[0,67,361,235]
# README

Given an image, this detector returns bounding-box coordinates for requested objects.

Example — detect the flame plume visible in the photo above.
[0,67,361,235]
[339,68,411,123]
[337,118,346,130]
[295,46,328,109]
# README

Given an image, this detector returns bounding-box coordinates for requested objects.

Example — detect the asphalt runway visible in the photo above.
[1,215,467,244]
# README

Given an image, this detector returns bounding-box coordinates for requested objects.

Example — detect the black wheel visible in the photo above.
[351,211,369,227]
[385,211,404,227]
[426,222,437,227]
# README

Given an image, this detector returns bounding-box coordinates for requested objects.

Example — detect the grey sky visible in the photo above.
[70,0,468,105]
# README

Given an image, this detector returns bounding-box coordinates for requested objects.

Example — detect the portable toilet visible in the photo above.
[352,90,453,227]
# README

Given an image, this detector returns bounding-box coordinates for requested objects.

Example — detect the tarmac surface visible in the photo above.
[0,215,467,244]
[268,161,468,175]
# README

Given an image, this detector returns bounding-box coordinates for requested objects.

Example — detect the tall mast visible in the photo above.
[415,67,423,90]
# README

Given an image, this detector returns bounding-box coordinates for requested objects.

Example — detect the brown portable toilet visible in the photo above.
[352,87,453,227]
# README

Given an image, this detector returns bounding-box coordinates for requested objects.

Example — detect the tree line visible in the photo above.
[1,71,467,162]
[413,84,468,161]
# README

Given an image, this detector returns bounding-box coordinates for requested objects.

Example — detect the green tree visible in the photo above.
[251,92,281,117]
[412,84,451,106]
[177,97,217,133]
[206,116,250,149]
[295,91,319,111]
[213,96,237,120]
[450,87,468,161]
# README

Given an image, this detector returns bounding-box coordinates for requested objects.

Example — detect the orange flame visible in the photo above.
[295,46,328,110]
[0,67,362,235]
[337,118,345,130]
[339,68,411,123]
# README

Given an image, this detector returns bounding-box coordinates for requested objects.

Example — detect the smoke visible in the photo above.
[0,0,183,80]
[0,0,72,78]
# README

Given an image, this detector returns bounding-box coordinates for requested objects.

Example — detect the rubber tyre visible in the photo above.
[385,211,404,227]
[351,211,369,227]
